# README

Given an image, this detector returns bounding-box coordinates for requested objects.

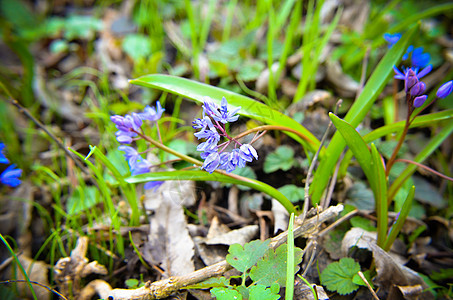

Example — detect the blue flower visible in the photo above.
[437,81,453,99]
[0,142,9,164]
[393,65,432,81]
[211,97,241,124]
[411,47,431,68]
[1,164,22,187]
[111,113,143,143]
[201,151,221,173]
[413,95,427,108]
[202,97,220,117]
[139,101,165,122]
[239,144,258,162]
[118,145,140,168]
[383,33,401,48]
[410,82,426,97]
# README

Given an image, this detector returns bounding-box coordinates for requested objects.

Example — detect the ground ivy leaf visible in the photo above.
[263,145,295,173]
[211,287,242,300]
[249,244,303,287]
[278,184,305,203]
[320,257,361,295]
[248,284,281,300]
[226,239,271,273]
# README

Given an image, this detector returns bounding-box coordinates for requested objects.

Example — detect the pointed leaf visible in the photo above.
[130,74,320,152]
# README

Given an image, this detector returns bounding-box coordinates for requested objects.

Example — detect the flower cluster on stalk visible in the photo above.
[385,33,453,109]
[193,96,258,174]
[110,102,165,191]
[0,142,22,187]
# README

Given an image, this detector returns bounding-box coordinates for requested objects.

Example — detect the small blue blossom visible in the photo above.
[118,146,140,168]
[211,97,241,124]
[411,47,431,68]
[393,65,432,81]
[0,142,9,164]
[111,113,142,143]
[130,158,152,176]
[413,95,428,108]
[139,101,165,122]
[410,82,426,97]
[239,144,258,162]
[1,164,22,187]
[383,33,401,48]
[437,81,453,99]
[201,151,221,173]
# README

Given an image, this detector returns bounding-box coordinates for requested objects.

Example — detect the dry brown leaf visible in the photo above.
[143,181,196,277]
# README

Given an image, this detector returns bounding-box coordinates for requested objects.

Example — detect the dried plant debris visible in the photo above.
[54,236,108,299]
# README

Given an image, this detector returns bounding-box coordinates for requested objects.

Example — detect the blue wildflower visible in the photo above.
[411,47,431,68]
[111,113,142,144]
[413,95,428,108]
[384,33,401,48]
[410,82,426,97]
[1,164,22,187]
[211,97,241,124]
[239,144,258,162]
[0,142,9,164]
[118,145,141,168]
[139,101,165,122]
[393,65,432,81]
[201,151,221,173]
[437,81,453,99]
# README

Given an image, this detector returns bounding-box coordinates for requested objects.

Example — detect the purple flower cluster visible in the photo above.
[386,33,453,108]
[111,102,165,191]
[0,142,22,187]
[193,97,258,173]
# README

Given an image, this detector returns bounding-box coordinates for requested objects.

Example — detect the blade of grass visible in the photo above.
[0,234,38,300]
[383,186,415,251]
[370,144,388,247]
[286,212,295,300]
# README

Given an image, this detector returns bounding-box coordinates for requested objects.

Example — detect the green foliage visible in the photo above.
[278,185,305,203]
[320,258,362,295]
[211,287,243,300]
[122,34,152,61]
[249,244,303,287]
[263,146,295,173]
[226,240,270,274]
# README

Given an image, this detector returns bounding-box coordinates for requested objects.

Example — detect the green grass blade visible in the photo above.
[286,212,295,300]
[126,170,296,214]
[390,3,453,33]
[130,74,320,152]
[310,25,418,204]
[370,144,388,247]
[329,113,373,182]
[383,186,415,251]
[0,234,38,300]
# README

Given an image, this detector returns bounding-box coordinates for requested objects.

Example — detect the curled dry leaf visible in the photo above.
[340,227,433,299]
[143,180,196,277]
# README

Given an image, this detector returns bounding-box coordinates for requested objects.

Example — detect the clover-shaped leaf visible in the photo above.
[320,257,361,295]
[249,244,303,287]
[226,239,270,274]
